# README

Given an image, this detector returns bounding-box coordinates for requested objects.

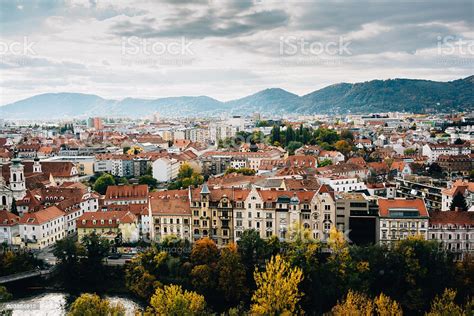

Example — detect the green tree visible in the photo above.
[147,284,206,316]
[287,141,303,155]
[335,139,352,156]
[450,192,468,211]
[0,286,12,302]
[319,159,332,167]
[217,243,247,303]
[93,173,115,195]
[271,125,281,145]
[68,293,125,316]
[404,148,416,155]
[250,254,304,315]
[138,175,158,189]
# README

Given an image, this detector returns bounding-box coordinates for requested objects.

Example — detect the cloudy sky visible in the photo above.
[0,0,473,105]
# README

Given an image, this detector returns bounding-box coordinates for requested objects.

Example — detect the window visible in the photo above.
[256,203,261,209]
[236,212,242,218]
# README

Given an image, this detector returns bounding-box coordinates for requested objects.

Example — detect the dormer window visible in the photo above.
[109,219,112,224]
[82,220,86,225]
[93,220,97,225]
[101,219,105,225]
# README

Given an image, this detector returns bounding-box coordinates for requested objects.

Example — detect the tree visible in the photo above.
[271,125,281,145]
[81,232,110,268]
[404,148,416,155]
[450,192,468,211]
[217,243,247,303]
[138,175,158,189]
[340,129,354,141]
[0,286,12,302]
[319,159,332,167]
[287,141,303,155]
[250,255,304,315]
[147,284,206,315]
[190,237,219,266]
[68,293,125,316]
[335,140,352,156]
[93,173,115,195]
[178,163,194,179]
[374,293,403,316]
[53,236,84,287]
[10,198,18,216]
[332,291,374,316]
[425,289,463,316]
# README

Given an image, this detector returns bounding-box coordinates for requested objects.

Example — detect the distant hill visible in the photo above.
[1,76,472,119]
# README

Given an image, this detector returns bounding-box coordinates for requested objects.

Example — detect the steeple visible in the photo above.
[33,156,42,173]
[9,158,26,200]
[200,183,210,195]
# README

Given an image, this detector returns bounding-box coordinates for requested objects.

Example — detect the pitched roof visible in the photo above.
[19,206,65,225]
[429,211,474,226]
[378,198,428,217]
[77,211,136,228]
[105,185,149,200]
[0,210,20,226]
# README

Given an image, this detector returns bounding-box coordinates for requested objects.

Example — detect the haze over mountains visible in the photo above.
[1,76,472,119]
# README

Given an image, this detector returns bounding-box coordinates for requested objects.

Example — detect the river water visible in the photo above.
[1,292,143,316]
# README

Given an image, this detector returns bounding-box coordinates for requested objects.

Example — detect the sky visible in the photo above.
[0,0,473,105]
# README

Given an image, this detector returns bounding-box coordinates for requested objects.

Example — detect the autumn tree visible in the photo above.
[425,289,463,316]
[250,254,304,315]
[332,291,374,316]
[147,284,206,316]
[335,139,352,156]
[68,293,125,316]
[190,237,219,266]
[217,243,247,303]
[374,293,403,316]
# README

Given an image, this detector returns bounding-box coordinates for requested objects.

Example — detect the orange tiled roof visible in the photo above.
[378,198,428,217]
[19,206,65,225]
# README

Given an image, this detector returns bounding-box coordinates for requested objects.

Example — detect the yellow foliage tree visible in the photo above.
[332,291,403,316]
[250,254,304,315]
[332,291,374,316]
[68,293,125,316]
[327,227,351,275]
[425,288,464,316]
[374,293,403,316]
[146,284,206,316]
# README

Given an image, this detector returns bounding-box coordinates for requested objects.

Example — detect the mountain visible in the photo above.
[1,76,472,119]
[225,88,300,114]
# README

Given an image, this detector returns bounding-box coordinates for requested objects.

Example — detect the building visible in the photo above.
[150,190,191,242]
[152,157,180,182]
[104,185,149,206]
[335,193,379,245]
[428,210,474,258]
[19,206,66,249]
[396,175,446,212]
[318,176,367,193]
[0,210,20,245]
[378,198,429,245]
[422,143,470,163]
[441,180,474,212]
[76,211,139,242]
[437,155,473,178]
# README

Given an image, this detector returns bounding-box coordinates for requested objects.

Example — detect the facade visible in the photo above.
[428,211,474,258]
[422,143,470,163]
[104,184,149,206]
[0,210,20,245]
[318,176,367,193]
[396,175,446,212]
[437,155,473,178]
[378,198,429,245]
[19,206,66,249]
[150,190,192,242]
[77,211,139,242]
[152,157,180,182]
[441,180,474,212]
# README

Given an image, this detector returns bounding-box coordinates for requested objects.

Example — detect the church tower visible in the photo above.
[10,158,26,200]
[33,157,42,173]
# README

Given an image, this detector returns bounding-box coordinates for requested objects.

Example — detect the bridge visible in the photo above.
[0,268,54,284]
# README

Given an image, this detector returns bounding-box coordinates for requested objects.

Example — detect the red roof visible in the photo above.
[378,198,428,217]
[0,210,20,226]
[105,185,149,200]
[429,211,474,226]
[76,211,136,228]
[19,206,65,225]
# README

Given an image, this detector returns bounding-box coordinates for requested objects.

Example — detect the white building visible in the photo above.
[318,177,367,193]
[378,198,429,245]
[152,157,180,182]
[422,143,470,163]
[19,206,66,249]
[0,210,20,245]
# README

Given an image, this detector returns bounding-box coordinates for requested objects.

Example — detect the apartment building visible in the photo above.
[19,206,66,249]
[378,198,429,245]
[422,142,470,163]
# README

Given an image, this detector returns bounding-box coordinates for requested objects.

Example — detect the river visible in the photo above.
[1,292,143,316]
